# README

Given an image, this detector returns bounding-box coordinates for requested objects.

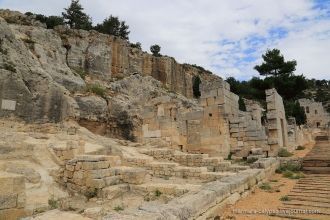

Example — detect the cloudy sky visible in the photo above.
[0,0,329,80]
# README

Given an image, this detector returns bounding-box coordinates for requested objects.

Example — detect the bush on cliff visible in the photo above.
[150,45,161,57]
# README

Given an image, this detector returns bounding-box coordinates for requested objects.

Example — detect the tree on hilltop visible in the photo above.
[254,48,297,77]
[62,0,92,30]
[94,16,130,40]
[150,44,161,56]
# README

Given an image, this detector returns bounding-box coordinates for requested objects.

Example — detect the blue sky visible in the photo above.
[0,0,329,80]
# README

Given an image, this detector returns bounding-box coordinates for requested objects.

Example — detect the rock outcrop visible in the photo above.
[0,9,217,128]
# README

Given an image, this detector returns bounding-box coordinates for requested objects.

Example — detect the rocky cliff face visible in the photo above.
[0,10,219,139]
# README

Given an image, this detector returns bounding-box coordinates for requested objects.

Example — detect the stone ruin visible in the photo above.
[299,98,330,128]
[0,10,320,219]
[142,79,303,159]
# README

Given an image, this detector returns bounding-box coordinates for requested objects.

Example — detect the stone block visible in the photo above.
[86,179,105,189]
[101,184,129,200]
[104,176,121,186]
[0,193,17,209]
[250,148,263,155]
[0,172,25,194]
[121,168,147,185]
[83,207,104,219]
[1,99,16,111]
[0,208,26,220]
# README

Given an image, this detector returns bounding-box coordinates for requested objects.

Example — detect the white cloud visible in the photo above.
[0,0,329,80]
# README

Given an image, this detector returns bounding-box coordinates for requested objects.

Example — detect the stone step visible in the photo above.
[288,196,330,203]
[101,184,129,200]
[131,183,201,196]
[111,166,147,185]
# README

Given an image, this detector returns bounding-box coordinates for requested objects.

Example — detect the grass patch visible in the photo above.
[280,195,290,201]
[282,170,305,179]
[296,145,305,150]
[259,183,272,191]
[86,84,106,98]
[276,163,301,174]
[74,68,87,79]
[113,205,124,211]
[270,179,278,182]
[278,148,293,157]
[282,170,294,178]
[155,189,162,197]
[48,196,58,209]
[289,172,305,179]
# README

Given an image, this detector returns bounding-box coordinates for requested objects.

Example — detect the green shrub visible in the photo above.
[275,168,283,174]
[48,197,58,209]
[74,68,87,79]
[296,146,305,150]
[289,172,305,179]
[278,148,293,157]
[155,189,162,197]
[277,163,301,174]
[280,195,290,201]
[130,42,142,50]
[87,84,106,98]
[259,183,271,191]
[114,205,124,211]
[283,170,294,178]
[226,152,233,160]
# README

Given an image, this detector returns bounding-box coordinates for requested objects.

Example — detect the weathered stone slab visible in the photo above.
[1,99,16,111]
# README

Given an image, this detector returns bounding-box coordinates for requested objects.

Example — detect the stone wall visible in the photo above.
[55,155,147,194]
[141,79,278,158]
[141,79,236,157]
[299,98,330,128]
[0,171,26,220]
[111,157,279,220]
[229,99,268,157]
[266,89,288,156]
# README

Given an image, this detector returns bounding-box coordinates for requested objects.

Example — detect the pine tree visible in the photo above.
[254,49,297,77]
[62,0,92,30]
[94,16,130,40]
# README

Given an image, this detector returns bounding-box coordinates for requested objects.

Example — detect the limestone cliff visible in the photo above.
[0,9,217,139]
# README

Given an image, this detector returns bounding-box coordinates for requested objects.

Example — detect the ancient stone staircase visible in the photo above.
[302,134,330,174]
[279,174,330,215]
[280,134,330,216]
